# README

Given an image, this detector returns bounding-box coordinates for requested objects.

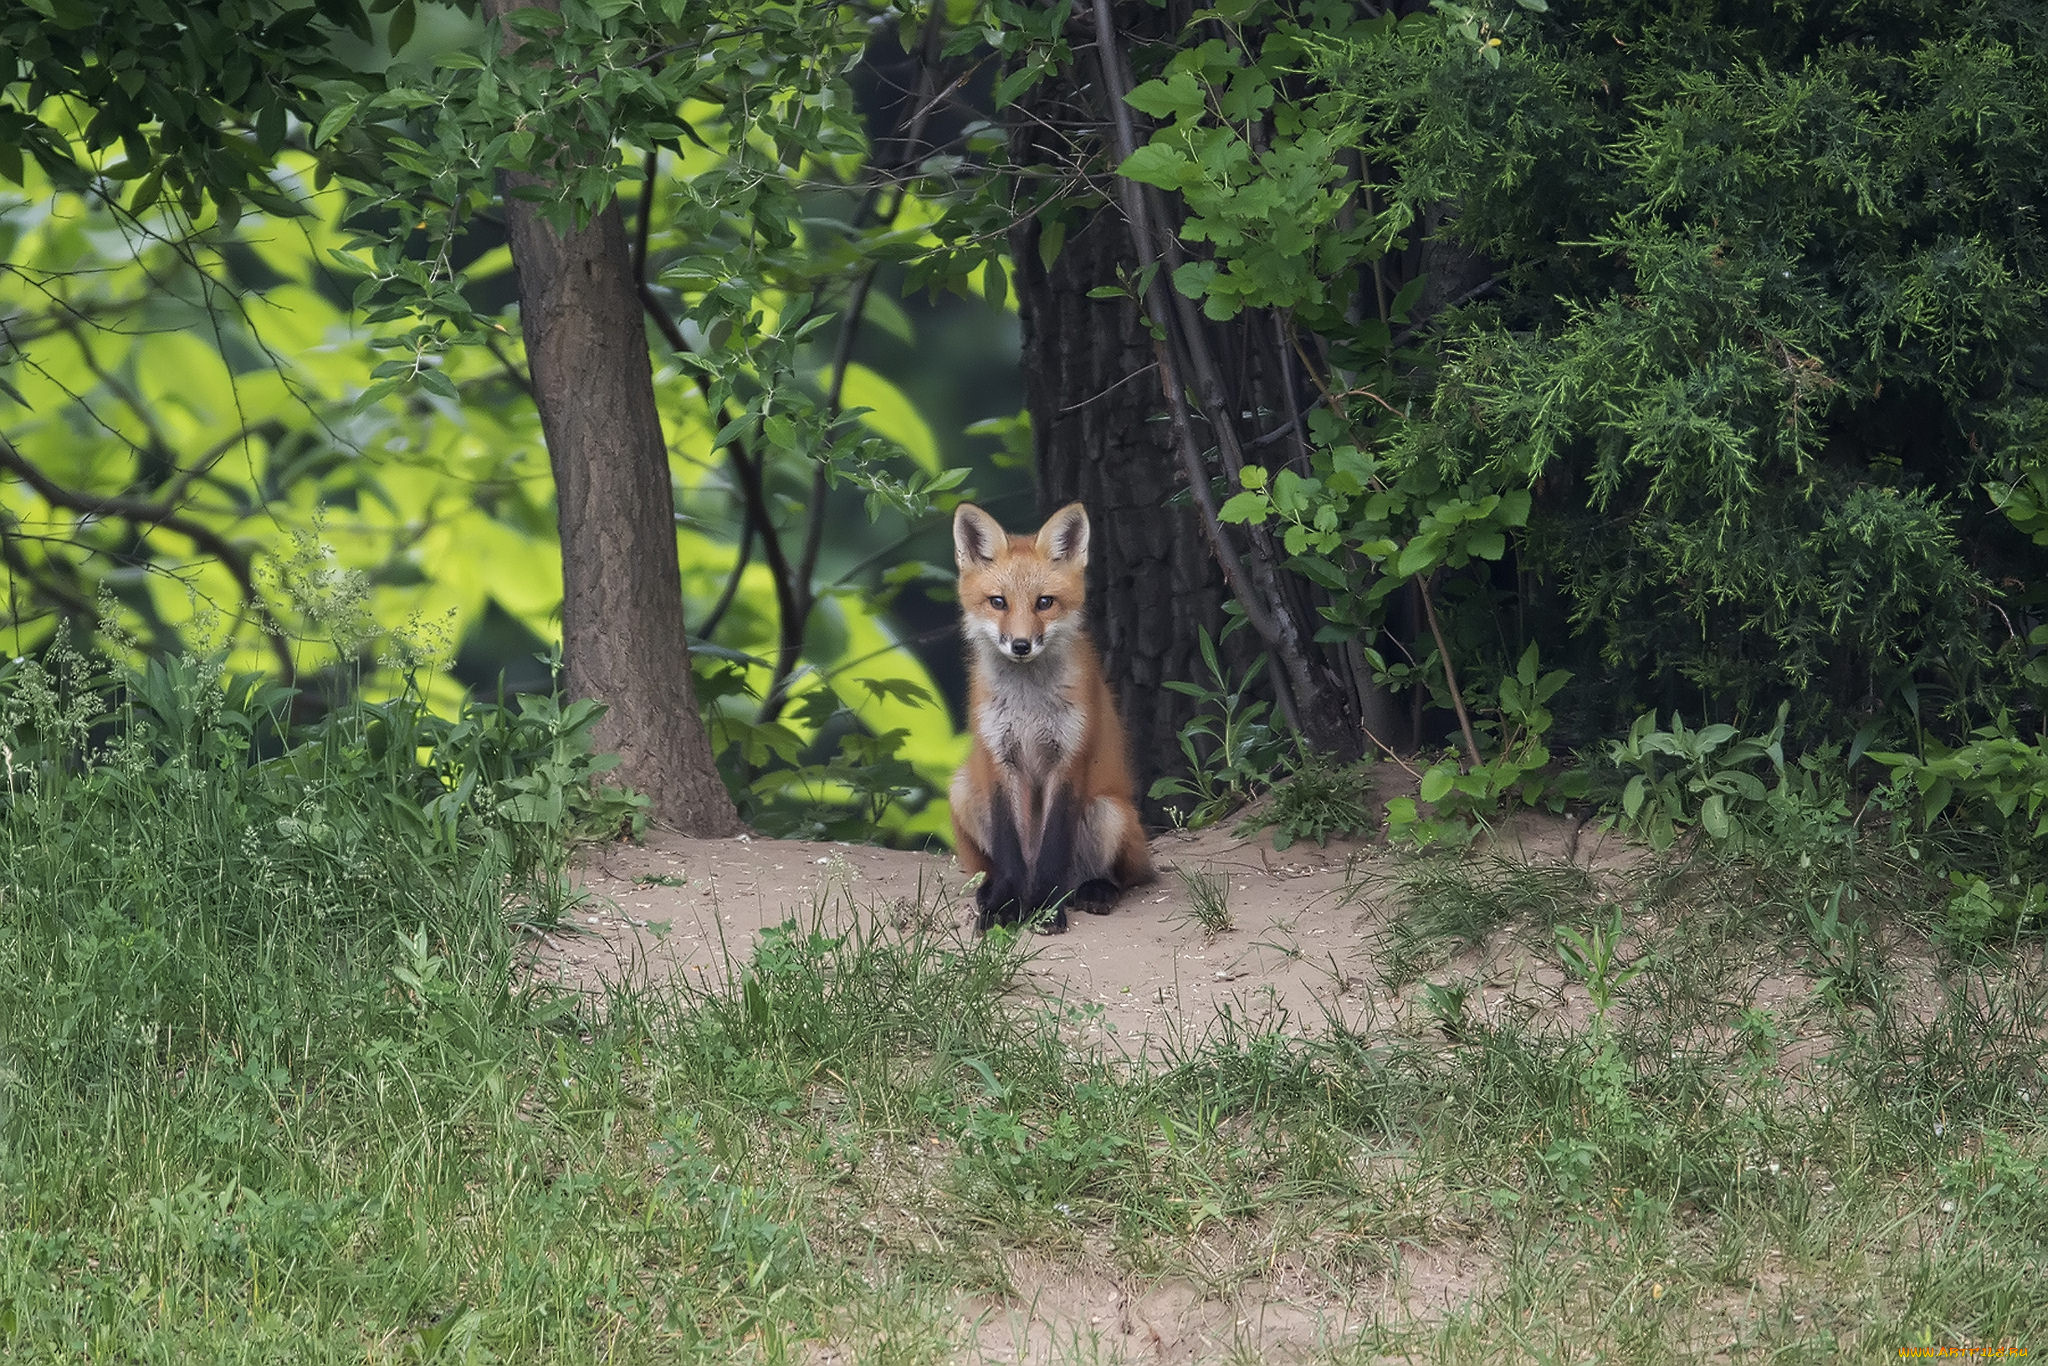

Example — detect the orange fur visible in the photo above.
[948,502,1153,931]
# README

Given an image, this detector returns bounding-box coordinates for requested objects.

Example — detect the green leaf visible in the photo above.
[992,58,1047,110]
[834,364,939,472]
[1173,259,1219,301]
[1125,71,1205,121]
[1389,273,1426,322]
[1394,532,1445,579]
[1694,723,1737,749]
[1037,217,1066,272]
[313,101,360,148]
[1419,764,1455,804]
[1116,143,1191,191]
[1289,555,1349,592]
[1726,772,1768,802]
[388,0,417,54]
[417,368,459,400]
[1218,489,1269,524]
[128,168,165,214]
[1700,794,1730,841]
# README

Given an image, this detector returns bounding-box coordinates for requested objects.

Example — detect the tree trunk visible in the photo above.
[1013,204,1267,823]
[1008,2,1395,818]
[483,0,738,836]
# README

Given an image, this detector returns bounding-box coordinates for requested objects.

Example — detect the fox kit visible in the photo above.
[950,501,1153,932]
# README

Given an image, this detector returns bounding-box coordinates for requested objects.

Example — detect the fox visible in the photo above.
[949,500,1154,933]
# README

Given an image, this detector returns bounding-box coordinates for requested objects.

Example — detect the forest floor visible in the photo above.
[535,786,2045,1364]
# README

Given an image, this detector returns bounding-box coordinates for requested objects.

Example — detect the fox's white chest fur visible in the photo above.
[975,643,1086,786]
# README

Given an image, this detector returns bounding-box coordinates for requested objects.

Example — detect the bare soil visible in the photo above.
[539,781,1643,1057]
[535,796,1965,1364]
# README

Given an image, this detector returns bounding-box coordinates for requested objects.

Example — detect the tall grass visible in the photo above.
[3,648,2044,1362]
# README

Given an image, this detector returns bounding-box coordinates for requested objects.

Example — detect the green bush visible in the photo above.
[0,643,632,1092]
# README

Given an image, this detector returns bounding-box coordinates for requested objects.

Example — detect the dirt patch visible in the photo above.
[539,820,1388,1053]
[538,801,1844,1057]
[533,806,1978,1361]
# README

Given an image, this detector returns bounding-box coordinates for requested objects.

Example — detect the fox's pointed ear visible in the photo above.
[954,503,1006,568]
[1035,502,1090,565]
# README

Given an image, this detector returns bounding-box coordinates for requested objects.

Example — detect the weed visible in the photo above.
[1375,857,1601,987]
[1149,622,1290,828]
[1240,758,1376,849]
[1801,883,1883,1011]
[1177,864,1237,935]
[1606,704,1787,851]
[1555,904,1651,1132]
[1385,643,1588,849]
[1421,981,1472,1041]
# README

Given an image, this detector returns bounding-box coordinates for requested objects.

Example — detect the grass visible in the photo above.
[3,657,2045,1361]
[1176,863,1236,936]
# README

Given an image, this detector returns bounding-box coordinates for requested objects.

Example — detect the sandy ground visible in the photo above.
[538,775,1640,1058]
[533,798,1974,1364]
[540,803,1559,1361]
[544,816,1394,1054]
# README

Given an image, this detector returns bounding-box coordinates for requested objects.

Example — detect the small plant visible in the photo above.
[1555,904,1650,1116]
[1176,865,1236,935]
[1801,883,1882,1011]
[1240,759,1375,849]
[695,657,933,843]
[1607,703,1787,851]
[1870,715,2048,942]
[1733,1005,1785,1057]
[1386,643,1585,848]
[1421,981,1472,1041]
[1556,905,1650,1017]
[1149,621,1290,828]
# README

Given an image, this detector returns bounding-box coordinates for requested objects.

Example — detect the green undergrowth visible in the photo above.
[3,655,2045,1362]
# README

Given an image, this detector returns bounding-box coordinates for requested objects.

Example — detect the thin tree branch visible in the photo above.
[1088,0,1336,737]
[1419,573,1481,770]
[481,333,536,398]
[1390,277,1499,349]
[0,436,297,681]
[1058,360,1158,414]
[635,279,802,657]
[695,511,753,641]
[0,513,96,622]
[632,148,657,284]
[758,2,952,726]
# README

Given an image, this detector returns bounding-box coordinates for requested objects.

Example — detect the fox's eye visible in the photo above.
[989,595,1006,610]
[1036,595,1055,610]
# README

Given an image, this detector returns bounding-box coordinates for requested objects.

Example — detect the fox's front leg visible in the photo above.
[977,784,1034,931]
[1026,784,1082,933]
[1033,787,1143,918]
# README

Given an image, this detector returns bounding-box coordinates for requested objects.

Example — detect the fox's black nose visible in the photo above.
[1010,638,1032,657]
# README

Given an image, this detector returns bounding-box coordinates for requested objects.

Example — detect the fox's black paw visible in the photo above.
[974,878,1025,933]
[1034,904,1070,935]
[1073,879,1120,915]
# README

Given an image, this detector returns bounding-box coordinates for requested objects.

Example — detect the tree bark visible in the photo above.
[1008,2,1394,818]
[1013,205,1267,823]
[482,0,738,836]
